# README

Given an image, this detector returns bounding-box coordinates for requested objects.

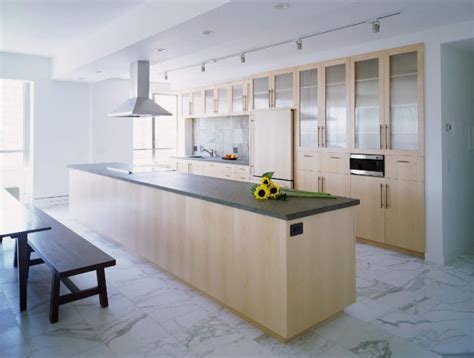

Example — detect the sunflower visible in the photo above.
[268,182,281,199]
[254,185,270,200]
[260,176,271,186]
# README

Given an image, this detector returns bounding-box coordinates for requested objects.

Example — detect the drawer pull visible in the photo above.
[330,156,340,159]
[397,160,409,163]
[303,154,313,158]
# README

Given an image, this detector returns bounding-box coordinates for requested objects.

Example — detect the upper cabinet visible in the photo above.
[216,85,229,114]
[351,54,383,150]
[231,81,250,113]
[385,45,423,154]
[297,65,320,149]
[251,70,295,110]
[182,92,192,118]
[322,59,349,149]
[192,90,204,117]
[205,88,214,115]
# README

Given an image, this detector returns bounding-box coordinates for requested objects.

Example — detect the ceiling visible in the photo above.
[1,0,473,89]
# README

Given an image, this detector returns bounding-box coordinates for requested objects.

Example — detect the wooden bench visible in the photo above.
[25,205,116,323]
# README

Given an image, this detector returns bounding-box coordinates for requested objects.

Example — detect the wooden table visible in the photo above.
[0,188,51,311]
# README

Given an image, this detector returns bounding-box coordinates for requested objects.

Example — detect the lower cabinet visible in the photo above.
[384,179,425,253]
[319,173,350,197]
[175,159,249,182]
[295,169,318,192]
[350,175,425,253]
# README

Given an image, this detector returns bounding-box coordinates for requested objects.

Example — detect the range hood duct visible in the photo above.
[108,61,171,118]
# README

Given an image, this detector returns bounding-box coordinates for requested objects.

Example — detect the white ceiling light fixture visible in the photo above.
[201,29,215,36]
[164,72,168,80]
[157,12,400,79]
[296,39,303,50]
[372,20,380,33]
[154,48,167,53]
[96,70,103,74]
[274,2,290,10]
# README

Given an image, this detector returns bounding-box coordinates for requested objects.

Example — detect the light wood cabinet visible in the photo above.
[220,164,235,180]
[231,81,250,113]
[351,54,384,150]
[175,159,249,182]
[350,175,385,244]
[322,152,349,174]
[384,179,425,253]
[295,151,321,172]
[320,173,350,197]
[322,59,350,149]
[384,45,424,154]
[252,69,295,110]
[234,166,250,182]
[385,155,424,181]
[216,85,229,114]
[177,160,190,173]
[204,88,215,115]
[192,90,204,117]
[350,174,424,253]
[182,93,192,117]
[297,65,320,149]
[295,169,318,192]
[188,161,204,176]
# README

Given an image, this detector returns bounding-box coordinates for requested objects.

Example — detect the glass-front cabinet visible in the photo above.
[273,71,294,108]
[182,92,192,117]
[216,86,229,114]
[298,66,319,148]
[204,88,214,115]
[252,75,270,110]
[231,81,249,113]
[323,60,348,149]
[386,48,421,152]
[353,56,383,150]
[252,70,294,110]
[192,90,203,117]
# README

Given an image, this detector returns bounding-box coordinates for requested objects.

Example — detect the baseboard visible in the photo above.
[357,237,425,259]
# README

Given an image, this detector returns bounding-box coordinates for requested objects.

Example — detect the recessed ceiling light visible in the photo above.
[95,70,103,74]
[274,2,290,10]
[154,48,167,53]
[201,29,215,36]
[78,77,85,80]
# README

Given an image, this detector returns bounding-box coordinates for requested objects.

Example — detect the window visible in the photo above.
[0,79,32,199]
[133,93,178,165]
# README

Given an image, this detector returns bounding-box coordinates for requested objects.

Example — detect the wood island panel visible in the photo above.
[69,169,355,340]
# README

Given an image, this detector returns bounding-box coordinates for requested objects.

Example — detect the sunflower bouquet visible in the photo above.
[250,172,336,201]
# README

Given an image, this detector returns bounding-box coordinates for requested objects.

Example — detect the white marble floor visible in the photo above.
[0,205,473,358]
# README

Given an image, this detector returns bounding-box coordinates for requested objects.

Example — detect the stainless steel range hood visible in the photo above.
[108,61,171,118]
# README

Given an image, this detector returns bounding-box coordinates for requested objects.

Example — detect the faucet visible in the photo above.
[199,145,216,157]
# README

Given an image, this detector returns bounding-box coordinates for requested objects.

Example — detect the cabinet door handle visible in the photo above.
[379,125,384,149]
[321,176,324,192]
[385,124,390,149]
[317,127,321,147]
[322,126,326,147]
[317,176,321,192]
[385,184,389,208]
[397,160,409,163]
[188,102,192,115]
[380,183,383,208]
[268,89,272,108]
[272,88,275,107]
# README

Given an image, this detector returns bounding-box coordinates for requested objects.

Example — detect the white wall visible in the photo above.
[0,52,90,198]
[441,43,474,263]
[90,79,132,164]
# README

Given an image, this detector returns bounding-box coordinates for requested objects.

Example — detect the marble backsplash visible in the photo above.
[192,115,249,160]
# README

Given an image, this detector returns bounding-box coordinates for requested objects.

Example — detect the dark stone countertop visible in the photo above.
[172,156,249,166]
[68,163,359,221]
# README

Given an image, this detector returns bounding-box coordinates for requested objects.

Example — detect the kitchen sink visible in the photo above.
[185,155,205,159]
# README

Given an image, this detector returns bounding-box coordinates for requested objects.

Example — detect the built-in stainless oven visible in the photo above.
[350,154,384,177]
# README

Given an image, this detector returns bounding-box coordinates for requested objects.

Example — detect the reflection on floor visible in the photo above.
[0,205,472,357]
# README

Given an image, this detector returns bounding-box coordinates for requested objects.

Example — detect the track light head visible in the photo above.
[296,39,303,50]
[164,72,168,80]
[201,63,206,72]
[240,53,246,63]
[372,20,380,33]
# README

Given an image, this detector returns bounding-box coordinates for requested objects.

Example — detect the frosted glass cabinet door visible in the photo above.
[205,89,214,115]
[274,72,293,108]
[182,93,191,117]
[355,58,381,149]
[232,84,243,113]
[325,64,347,148]
[299,68,318,148]
[192,91,203,116]
[253,76,270,109]
[217,87,228,114]
[389,51,418,151]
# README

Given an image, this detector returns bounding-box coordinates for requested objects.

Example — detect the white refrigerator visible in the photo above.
[250,108,294,188]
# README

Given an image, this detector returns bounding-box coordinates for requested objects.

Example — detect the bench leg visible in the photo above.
[49,273,60,323]
[0,237,2,244]
[13,239,18,268]
[96,268,109,308]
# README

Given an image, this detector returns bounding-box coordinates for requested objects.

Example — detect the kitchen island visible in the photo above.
[69,163,359,341]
